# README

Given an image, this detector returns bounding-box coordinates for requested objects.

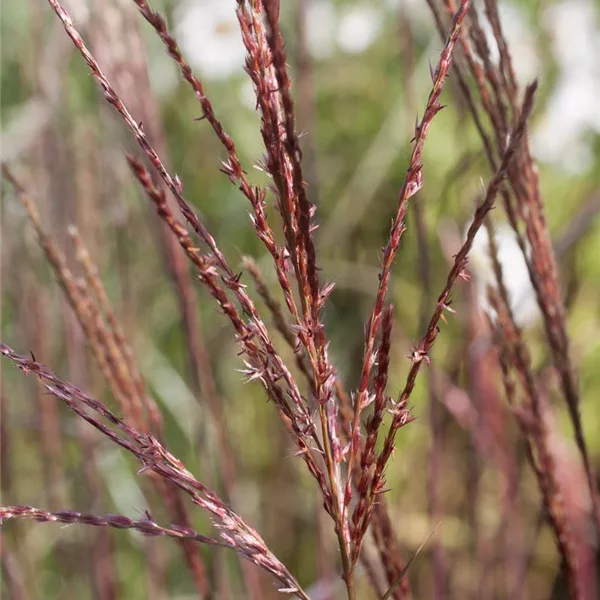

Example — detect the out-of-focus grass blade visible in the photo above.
[381,521,441,600]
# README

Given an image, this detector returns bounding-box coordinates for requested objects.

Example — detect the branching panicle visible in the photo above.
[4,1,595,598]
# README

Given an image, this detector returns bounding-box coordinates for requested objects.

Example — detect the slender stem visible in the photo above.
[317,406,355,599]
